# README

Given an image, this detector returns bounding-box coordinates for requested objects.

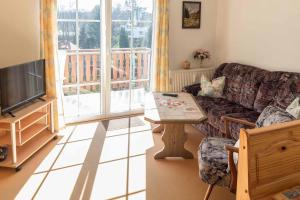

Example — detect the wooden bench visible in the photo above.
[236,119,300,199]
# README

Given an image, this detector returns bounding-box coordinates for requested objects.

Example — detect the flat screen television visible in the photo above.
[0,59,46,115]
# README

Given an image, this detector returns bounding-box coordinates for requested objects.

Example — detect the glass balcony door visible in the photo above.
[57,0,153,122]
[57,0,102,121]
[110,0,153,113]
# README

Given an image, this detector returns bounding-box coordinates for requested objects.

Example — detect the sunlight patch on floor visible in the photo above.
[106,128,129,137]
[34,165,82,200]
[130,131,154,156]
[15,173,47,200]
[15,116,153,200]
[34,144,63,173]
[100,134,128,163]
[53,139,92,169]
[68,122,99,142]
[128,155,146,193]
[91,159,128,199]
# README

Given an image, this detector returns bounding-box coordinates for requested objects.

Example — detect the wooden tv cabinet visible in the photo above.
[0,97,57,171]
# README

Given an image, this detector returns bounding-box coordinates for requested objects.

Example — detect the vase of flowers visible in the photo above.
[193,49,210,67]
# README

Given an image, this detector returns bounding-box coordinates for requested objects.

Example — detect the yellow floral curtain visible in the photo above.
[40,0,59,131]
[154,0,169,92]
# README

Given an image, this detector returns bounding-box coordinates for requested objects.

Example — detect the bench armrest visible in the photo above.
[221,116,256,138]
[182,83,201,96]
[225,145,239,193]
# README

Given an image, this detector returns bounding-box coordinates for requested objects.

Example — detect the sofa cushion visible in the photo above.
[195,95,257,140]
[286,97,300,119]
[253,72,284,113]
[198,137,235,186]
[198,75,226,98]
[207,104,249,132]
[194,95,235,113]
[256,105,296,128]
[221,111,260,140]
[214,63,268,109]
[273,72,300,109]
[193,121,223,138]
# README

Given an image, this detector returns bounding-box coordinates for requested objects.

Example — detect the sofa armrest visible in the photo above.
[225,145,239,193]
[221,116,256,138]
[182,83,200,96]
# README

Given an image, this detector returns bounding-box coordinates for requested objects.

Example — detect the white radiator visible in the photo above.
[169,67,215,92]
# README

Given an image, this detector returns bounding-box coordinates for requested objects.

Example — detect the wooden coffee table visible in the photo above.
[144,92,207,159]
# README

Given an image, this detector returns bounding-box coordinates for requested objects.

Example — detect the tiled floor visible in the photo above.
[15,116,153,200]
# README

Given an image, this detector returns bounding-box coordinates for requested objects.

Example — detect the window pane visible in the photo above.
[58,22,77,50]
[133,0,153,21]
[57,0,76,19]
[111,51,130,82]
[133,22,152,48]
[63,54,77,85]
[131,51,151,80]
[78,0,101,20]
[112,21,132,49]
[79,53,101,84]
[63,87,78,117]
[79,85,101,116]
[110,82,130,113]
[112,0,132,21]
[131,81,150,110]
[79,22,100,50]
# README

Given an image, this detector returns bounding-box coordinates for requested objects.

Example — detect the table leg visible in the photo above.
[154,123,193,159]
[152,124,164,133]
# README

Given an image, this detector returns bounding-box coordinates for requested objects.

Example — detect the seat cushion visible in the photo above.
[195,95,243,114]
[198,137,235,187]
[221,111,259,140]
[193,121,223,138]
[207,104,250,132]
[195,95,257,140]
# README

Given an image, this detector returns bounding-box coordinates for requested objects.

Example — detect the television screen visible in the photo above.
[0,59,46,115]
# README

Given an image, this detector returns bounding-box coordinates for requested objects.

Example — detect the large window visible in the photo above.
[57,0,154,121]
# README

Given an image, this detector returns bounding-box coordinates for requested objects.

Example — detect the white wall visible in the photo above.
[169,0,218,70]
[2,0,300,73]
[0,0,40,68]
[216,0,300,72]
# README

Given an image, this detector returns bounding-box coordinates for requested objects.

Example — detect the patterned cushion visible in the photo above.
[273,72,300,109]
[256,105,296,128]
[198,137,235,187]
[182,83,201,96]
[221,111,259,140]
[215,63,268,109]
[208,105,249,133]
[253,72,283,113]
[193,121,223,138]
[286,97,300,119]
[198,75,226,98]
[194,95,234,113]
[194,95,258,140]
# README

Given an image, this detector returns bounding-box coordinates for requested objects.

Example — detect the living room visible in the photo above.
[0,0,300,200]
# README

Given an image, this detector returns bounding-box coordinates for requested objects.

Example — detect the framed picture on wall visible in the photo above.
[182,1,201,29]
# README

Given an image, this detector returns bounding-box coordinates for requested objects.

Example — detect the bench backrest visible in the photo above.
[236,120,300,199]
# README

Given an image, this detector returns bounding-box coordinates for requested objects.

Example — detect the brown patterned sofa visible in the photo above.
[183,63,300,140]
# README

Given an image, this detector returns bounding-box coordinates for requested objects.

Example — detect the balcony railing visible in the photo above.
[58,48,152,117]
[62,48,151,88]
